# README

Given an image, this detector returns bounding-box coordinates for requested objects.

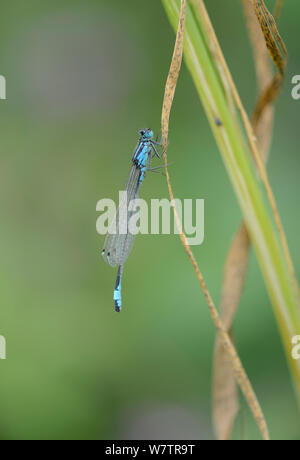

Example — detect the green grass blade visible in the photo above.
[162,0,300,405]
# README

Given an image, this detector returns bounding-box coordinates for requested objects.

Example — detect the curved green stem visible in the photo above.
[162,0,300,405]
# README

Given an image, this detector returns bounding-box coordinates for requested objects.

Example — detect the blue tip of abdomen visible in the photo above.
[114,291,121,312]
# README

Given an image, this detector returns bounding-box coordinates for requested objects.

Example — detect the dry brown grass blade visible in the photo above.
[191,0,275,439]
[161,0,269,441]
[243,0,275,161]
[213,223,251,440]
[251,0,287,131]
[212,0,286,440]
[192,0,299,308]
[240,2,300,311]
[248,1,300,308]
[212,1,276,440]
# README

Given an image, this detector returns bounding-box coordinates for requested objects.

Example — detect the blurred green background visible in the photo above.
[0,0,299,440]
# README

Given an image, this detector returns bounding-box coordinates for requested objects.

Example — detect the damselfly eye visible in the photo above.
[139,130,145,136]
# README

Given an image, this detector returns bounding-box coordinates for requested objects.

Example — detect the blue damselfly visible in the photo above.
[102,129,163,312]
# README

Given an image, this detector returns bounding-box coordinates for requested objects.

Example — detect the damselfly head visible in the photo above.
[139,128,153,140]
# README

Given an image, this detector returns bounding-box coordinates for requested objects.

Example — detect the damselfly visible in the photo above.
[102,129,164,312]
